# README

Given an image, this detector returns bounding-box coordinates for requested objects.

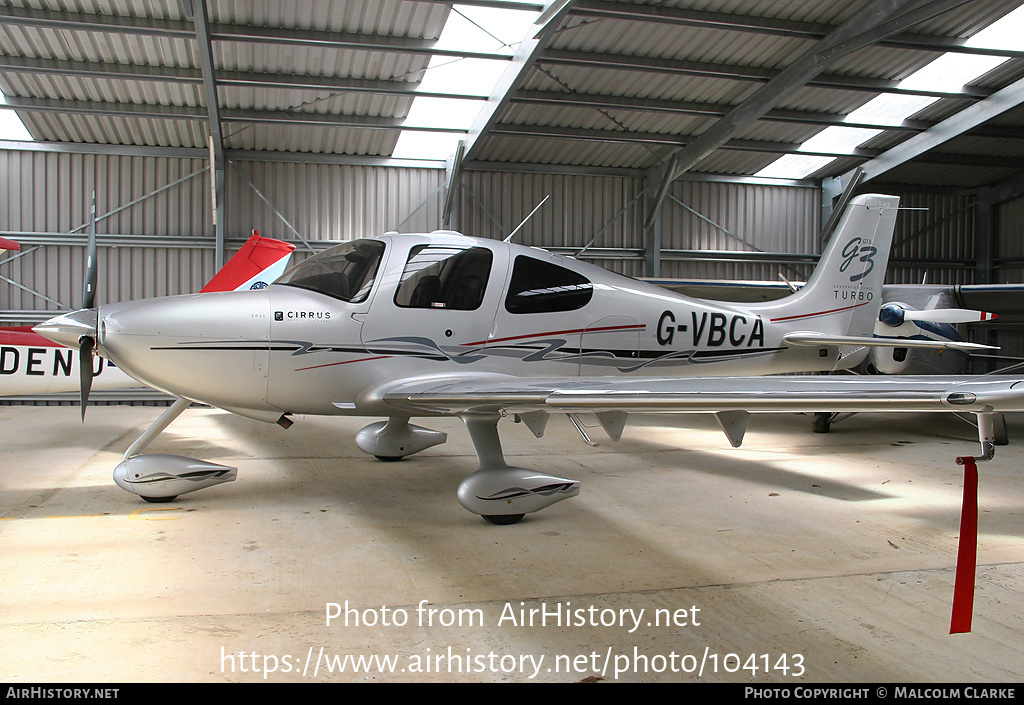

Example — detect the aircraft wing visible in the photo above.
[374,373,1024,416]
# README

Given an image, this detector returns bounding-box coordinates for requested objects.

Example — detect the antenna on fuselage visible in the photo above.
[504,195,549,243]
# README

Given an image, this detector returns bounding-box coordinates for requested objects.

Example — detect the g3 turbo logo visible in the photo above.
[657,310,765,348]
[840,237,877,283]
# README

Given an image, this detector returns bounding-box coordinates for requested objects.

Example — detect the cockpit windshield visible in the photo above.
[277,239,386,303]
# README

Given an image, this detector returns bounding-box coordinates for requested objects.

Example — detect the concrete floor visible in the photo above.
[1,403,1022,683]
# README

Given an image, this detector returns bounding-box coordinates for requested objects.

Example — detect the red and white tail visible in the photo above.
[201,231,295,293]
[0,236,20,251]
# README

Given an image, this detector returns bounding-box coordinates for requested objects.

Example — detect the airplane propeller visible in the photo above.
[879,302,997,328]
[79,334,96,419]
[78,196,99,419]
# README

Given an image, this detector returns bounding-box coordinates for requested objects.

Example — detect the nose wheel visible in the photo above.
[483,514,525,525]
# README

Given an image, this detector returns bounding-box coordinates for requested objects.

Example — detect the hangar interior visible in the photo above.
[1,0,1024,684]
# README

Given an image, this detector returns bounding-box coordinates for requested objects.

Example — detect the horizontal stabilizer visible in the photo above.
[783,332,995,352]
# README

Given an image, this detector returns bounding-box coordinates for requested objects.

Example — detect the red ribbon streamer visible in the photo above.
[950,456,978,634]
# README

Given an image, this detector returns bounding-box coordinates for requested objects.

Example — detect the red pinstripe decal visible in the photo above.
[769,301,870,323]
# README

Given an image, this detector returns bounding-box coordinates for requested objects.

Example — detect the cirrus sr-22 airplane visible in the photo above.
[33,194,1024,527]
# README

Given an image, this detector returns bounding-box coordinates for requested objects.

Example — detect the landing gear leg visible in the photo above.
[811,412,833,434]
[457,413,579,524]
[113,397,237,501]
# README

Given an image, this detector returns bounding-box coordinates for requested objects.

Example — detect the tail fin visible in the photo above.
[200,232,295,293]
[752,193,899,338]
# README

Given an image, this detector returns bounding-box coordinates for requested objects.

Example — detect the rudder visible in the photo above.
[755,193,899,339]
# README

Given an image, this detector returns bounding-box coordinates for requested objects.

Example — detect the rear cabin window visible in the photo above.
[394,244,493,311]
[504,255,593,314]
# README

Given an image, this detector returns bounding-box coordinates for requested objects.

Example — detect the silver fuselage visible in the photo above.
[88,233,870,420]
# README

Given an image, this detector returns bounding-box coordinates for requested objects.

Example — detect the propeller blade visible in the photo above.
[82,195,98,309]
[903,309,998,324]
[79,335,95,421]
[880,303,997,327]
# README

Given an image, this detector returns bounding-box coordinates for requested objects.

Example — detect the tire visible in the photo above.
[482,514,525,525]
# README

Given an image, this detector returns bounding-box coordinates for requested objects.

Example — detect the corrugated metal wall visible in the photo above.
[0,153,446,323]
[456,170,645,276]
[0,151,214,318]
[0,149,1004,329]
[227,161,446,246]
[992,194,1024,363]
[997,194,1024,283]
[660,180,821,282]
[454,172,824,281]
[888,191,977,286]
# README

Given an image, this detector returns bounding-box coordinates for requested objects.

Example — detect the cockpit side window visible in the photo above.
[504,255,593,314]
[394,244,493,311]
[277,239,385,303]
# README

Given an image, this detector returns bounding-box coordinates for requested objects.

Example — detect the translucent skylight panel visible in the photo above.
[0,111,32,141]
[846,94,937,126]
[898,53,1006,92]
[416,56,509,97]
[392,131,466,161]
[965,4,1024,50]
[755,154,835,180]
[434,5,540,55]
[799,126,881,154]
[755,6,1023,180]
[392,4,542,162]
[0,90,32,141]
[403,97,486,129]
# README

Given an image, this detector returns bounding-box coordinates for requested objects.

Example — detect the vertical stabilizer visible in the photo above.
[752,194,899,339]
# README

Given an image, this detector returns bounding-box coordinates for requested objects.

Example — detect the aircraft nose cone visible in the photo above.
[33,308,98,348]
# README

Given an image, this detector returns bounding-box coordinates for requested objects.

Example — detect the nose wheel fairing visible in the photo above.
[114,454,237,502]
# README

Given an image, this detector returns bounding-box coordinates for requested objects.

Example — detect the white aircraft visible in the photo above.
[1,232,295,398]
[33,193,1024,528]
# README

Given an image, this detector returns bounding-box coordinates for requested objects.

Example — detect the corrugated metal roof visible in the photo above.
[0,0,1023,191]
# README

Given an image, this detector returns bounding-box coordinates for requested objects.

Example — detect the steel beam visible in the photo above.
[461,0,576,165]
[568,0,1024,60]
[489,123,884,159]
[0,5,513,61]
[0,55,488,102]
[0,97,469,134]
[509,89,1024,136]
[181,0,225,269]
[642,0,973,231]
[539,49,994,101]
